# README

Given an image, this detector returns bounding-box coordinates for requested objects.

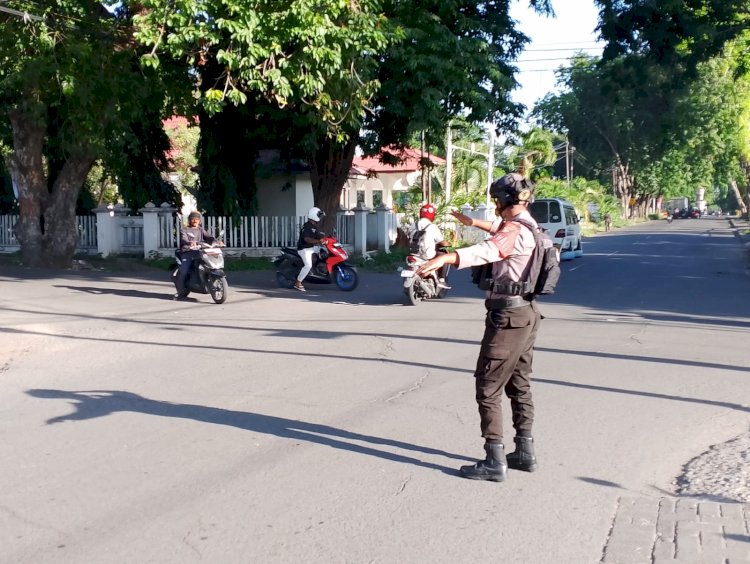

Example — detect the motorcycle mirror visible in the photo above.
[219,229,225,238]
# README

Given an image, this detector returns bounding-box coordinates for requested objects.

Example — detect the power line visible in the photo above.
[529,41,602,46]
[524,47,603,53]
[515,68,568,73]
[0,4,43,21]
[517,56,598,63]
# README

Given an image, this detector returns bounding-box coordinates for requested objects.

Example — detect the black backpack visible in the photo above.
[471,219,560,298]
[409,227,427,254]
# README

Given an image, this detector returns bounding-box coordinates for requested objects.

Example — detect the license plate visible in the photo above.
[401,269,415,278]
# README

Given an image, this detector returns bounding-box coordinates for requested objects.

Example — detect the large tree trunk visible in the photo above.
[9,110,94,268]
[729,180,748,216]
[309,136,357,235]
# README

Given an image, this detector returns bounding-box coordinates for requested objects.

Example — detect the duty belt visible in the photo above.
[485,296,532,310]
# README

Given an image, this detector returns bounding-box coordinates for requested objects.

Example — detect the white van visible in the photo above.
[528,198,583,261]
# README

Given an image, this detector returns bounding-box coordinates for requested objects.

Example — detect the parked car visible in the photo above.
[688,208,701,219]
[528,198,583,261]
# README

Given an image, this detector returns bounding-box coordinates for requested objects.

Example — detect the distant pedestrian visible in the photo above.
[604,213,612,232]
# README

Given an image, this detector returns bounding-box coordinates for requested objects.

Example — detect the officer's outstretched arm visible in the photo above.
[450,211,493,233]
[416,253,458,277]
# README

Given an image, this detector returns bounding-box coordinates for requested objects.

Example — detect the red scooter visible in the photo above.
[274,236,359,291]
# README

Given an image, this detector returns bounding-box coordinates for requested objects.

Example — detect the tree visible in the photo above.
[0,2,176,267]
[597,0,750,75]
[135,1,554,226]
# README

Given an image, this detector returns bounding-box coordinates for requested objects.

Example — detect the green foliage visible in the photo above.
[597,1,750,77]
[361,1,553,152]
[506,127,559,178]
[134,0,391,139]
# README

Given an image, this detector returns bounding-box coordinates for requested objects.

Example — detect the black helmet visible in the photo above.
[490,173,534,208]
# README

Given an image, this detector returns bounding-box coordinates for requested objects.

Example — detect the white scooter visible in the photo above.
[400,252,451,306]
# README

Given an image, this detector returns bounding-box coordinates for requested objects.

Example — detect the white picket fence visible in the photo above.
[157,213,357,250]
[0,214,97,251]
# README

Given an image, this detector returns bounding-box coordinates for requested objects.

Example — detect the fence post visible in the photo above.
[352,204,370,256]
[336,206,350,244]
[158,203,177,250]
[93,204,120,257]
[139,202,161,258]
[374,203,392,253]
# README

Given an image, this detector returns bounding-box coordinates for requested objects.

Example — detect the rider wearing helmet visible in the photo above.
[412,204,450,260]
[295,206,326,292]
[415,173,543,482]
[177,211,217,296]
[412,203,450,285]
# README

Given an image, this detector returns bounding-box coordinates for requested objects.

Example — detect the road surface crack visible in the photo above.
[386,372,428,402]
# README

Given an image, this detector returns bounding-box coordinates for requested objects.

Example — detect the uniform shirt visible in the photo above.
[297,221,324,249]
[454,210,538,299]
[411,218,445,260]
[179,226,215,252]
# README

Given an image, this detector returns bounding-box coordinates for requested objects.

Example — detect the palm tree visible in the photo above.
[510,128,558,177]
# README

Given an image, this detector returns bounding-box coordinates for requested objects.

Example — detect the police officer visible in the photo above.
[416,173,541,482]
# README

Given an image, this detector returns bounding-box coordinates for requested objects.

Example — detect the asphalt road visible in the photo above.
[1,217,748,563]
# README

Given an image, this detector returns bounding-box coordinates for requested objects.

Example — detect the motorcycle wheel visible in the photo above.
[275,260,297,289]
[404,280,421,306]
[209,276,228,304]
[172,268,190,298]
[334,265,359,291]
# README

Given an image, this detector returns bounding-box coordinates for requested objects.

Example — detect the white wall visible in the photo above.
[256,175,297,215]
[294,176,314,217]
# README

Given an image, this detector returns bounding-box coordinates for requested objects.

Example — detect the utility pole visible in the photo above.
[569,145,575,181]
[565,138,570,184]
[486,125,495,209]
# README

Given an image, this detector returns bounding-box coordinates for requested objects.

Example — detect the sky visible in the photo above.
[509,0,604,114]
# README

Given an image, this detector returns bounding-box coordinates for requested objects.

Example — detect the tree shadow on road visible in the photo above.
[26,389,472,475]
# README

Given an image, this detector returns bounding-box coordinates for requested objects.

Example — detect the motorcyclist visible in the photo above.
[295,207,326,292]
[411,203,450,286]
[177,211,217,295]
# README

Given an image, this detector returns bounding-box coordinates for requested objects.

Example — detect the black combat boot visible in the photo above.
[506,436,538,472]
[459,442,507,482]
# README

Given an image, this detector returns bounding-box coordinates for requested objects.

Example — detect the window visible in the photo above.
[372,190,383,208]
[549,201,562,222]
[529,201,549,223]
[356,190,365,207]
[564,206,578,225]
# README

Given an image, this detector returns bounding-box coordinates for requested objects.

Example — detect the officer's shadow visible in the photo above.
[27,389,470,474]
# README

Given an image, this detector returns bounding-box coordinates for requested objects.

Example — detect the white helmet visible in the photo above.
[308,207,325,221]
